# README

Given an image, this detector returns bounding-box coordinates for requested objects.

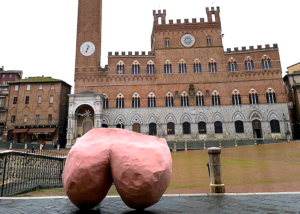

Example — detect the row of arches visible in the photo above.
[115,56,272,74]
[102,88,277,109]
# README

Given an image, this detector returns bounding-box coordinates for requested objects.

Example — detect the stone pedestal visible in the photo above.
[207,147,225,193]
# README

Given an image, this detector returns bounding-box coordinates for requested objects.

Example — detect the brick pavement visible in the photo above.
[0,193,300,214]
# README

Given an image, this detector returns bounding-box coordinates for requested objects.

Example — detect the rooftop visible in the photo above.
[9,76,71,87]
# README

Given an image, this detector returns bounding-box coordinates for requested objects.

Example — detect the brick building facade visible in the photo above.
[0,66,22,141]
[66,0,290,147]
[283,62,300,139]
[6,77,71,147]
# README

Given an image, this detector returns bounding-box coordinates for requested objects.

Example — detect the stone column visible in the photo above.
[66,115,75,149]
[207,147,225,193]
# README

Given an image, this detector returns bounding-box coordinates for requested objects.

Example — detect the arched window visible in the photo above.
[132,61,140,74]
[116,93,124,109]
[167,122,175,135]
[149,123,157,135]
[198,122,207,134]
[132,93,140,108]
[148,93,156,108]
[147,61,155,74]
[266,88,277,104]
[164,60,172,74]
[165,39,170,48]
[228,58,237,71]
[183,122,191,134]
[181,92,189,107]
[212,91,220,106]
[196,91,204,106]
[179,59,187,74]
[249,89,259,105]
[232,90,241,105]
[207,37,212,45]
[166,92,174,107]
[215,121,223,134]
[117,61,125,74]
[270,120,280,133]
[103,94,109,109]
[262,55,271,69]
[209,59,217,73]
[245,57,254,71]
[194,59,202,73]
[235,121,244,133]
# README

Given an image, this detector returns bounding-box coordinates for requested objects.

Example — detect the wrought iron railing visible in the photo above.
[0,150,66,197]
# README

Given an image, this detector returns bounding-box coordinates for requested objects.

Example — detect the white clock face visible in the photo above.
[80,41,95,56]
[181,34,196,48]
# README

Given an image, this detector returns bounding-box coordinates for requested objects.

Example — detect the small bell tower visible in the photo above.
[75,0,102,72]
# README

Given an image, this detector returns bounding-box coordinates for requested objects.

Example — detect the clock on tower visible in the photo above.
[75,0,102,72]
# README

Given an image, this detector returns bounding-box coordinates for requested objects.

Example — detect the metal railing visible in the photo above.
[0,150,66,197]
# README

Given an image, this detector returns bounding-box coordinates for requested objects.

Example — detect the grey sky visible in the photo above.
[0,0,299,91]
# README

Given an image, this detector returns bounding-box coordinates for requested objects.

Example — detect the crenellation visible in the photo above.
[224,44,280,54]
[200,18,205,22]
[115,52,119,56]
[169,20,173,24]
[184,19,189,23]
[177,19,181,24]
[142,51,146,56]
[128,51,132,56]
[135,51,139,55]
[192,18,197,23]
[122,52,126,56]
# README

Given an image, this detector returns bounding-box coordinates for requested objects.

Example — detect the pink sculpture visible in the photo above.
[62,128,172,210]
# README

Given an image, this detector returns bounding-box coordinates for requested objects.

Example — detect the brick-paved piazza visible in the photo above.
[0,194,300,214]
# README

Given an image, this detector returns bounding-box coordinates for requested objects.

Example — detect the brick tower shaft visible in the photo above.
[75,0,102,73]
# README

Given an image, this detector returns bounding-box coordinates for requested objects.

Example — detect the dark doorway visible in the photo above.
[252,120,263,138]
[149,123,157,135]
[101,124,108,128]
[83,121,92,135]
[132,123,141,133]
[7,130,14,142]
[116,123,125,129]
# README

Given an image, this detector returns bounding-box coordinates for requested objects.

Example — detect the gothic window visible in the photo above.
[167,122,175,135]
[132,93,140,108]
[266,88,277,104]
[232,90,242,105]
[179,59,187,74]
[228,58,237,71]
[116,93,124,109]
[166,92,174,107]
[212,91,220,106]
[235,121,244,133]
[164,60,172,74]
[117,61,125,74]
[132,61,140,74]
[198,122,207,134]
[262,55,271,69]
[245,57,254,70]
[165,39,170,48]
[147,61,155,74]
[209,59,217,73]
[207,37,212,45]
[148,93,156,108]
[270,120,280,133]
[183,122,191,134]
[215,121,223,134]
[25,96,30,104]
[181,92,189,107]
[196,91,204,106]
[103,94,109,109]
[35,115,40,124]
[149,123,157,135]
[194,59,202,73]
[249,89,259,105]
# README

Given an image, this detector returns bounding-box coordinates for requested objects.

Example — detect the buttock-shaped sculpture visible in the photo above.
[62,128,172,210]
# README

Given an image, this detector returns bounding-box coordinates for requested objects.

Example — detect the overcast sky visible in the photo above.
[0,0,299,91]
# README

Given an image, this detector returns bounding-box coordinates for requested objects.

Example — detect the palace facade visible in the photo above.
[67,0,290,147]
